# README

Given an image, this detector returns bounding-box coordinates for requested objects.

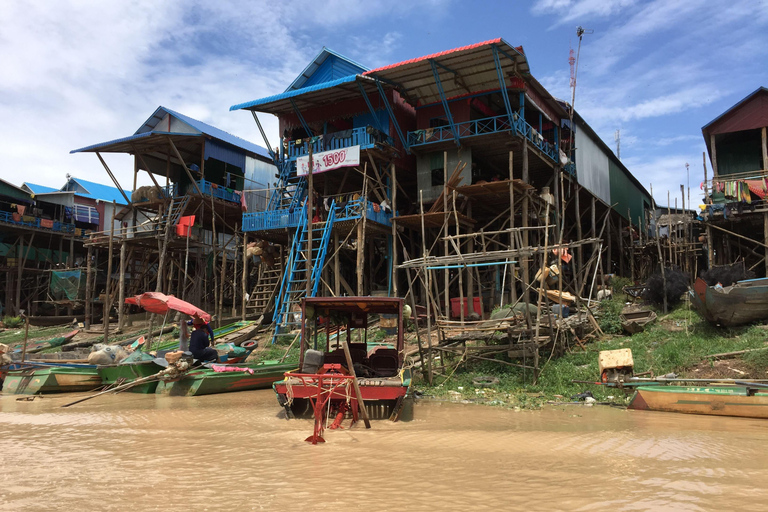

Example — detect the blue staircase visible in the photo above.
[271,200,337,344]
[267,160,307,212]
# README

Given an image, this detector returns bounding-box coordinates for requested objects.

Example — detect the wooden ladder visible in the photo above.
[245,251,284,317]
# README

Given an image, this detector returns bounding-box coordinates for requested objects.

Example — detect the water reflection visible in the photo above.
[1,392,767,511]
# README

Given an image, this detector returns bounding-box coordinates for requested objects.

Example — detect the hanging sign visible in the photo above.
[297,145,360,176]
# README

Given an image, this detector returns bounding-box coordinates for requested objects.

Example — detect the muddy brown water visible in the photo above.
[1,391,767,511]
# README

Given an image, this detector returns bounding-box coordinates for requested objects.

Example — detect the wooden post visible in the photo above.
[333,232,340,296]
[762,127,768,172]
[85,245,93,329]
[651,184,668,313]
[20,314,29,363]
[103,201,116,342]
[667,192,673,265]
[391,162,398,297]
[242,231,248,321]
[357,164,368,296]
[443,150,449,318]
[521,139,530,304]
[764,211,768,278]
[420,190,433,385]
[710,133,718,177]
[219,238,226,322]
[342,341,371,428]
[453,191,464,325]
[117,240,126,332]
[618,215,624,277]
[628,208,635,282]
[508,150,516,307]
[575,184,583,291]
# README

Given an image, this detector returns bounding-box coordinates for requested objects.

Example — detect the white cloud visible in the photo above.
[0,0,439,190]
[531,0,637,27]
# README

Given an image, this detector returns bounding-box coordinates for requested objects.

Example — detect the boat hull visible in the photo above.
[98,361,164,393]
[691,277,768,326]
[155,361,295,396]
[628,385,768,419]
[2,366,101,394]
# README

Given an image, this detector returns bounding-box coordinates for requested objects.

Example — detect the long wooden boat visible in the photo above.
[155,360,295,396]
[628,385,768,419]
[7,329,79,355]
[2,365,101,394]
[620,307,657,334]
[97,359,165,394]
[273,297,411,443]
[690,277,768,327]
[29,315,86,327]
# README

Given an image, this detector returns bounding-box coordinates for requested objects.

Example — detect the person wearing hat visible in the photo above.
[189,317,218,362]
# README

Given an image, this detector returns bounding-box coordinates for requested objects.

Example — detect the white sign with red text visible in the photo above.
[297,145,360,176]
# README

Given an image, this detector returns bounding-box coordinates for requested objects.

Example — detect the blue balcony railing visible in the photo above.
[0,210,80,236]
[407,113,563,168]
[197,179,242,203]
[285,126,393,160]
[242,196,391,233]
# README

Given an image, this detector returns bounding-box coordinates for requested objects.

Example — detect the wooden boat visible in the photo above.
[29,315,86,327]
[155,360,295,396]
[2,365,101,394]
[690,277,768,326]
[620,307,657,334]
[7,329,79,355]
[628,385,768,419]
[97,359,166,394]
[273,297,412,443]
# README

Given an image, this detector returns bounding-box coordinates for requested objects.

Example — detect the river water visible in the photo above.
[1,391,767,511]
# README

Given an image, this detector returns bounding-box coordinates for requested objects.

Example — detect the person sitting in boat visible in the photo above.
[187,317,214,344]
[190,317,218,362]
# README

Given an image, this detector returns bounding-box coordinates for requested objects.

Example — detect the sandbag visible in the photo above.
[88,344,129,365]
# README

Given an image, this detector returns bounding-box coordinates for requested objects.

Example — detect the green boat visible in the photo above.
[97,359,165,394]
[2,365,102,394]
[155,360,296,396]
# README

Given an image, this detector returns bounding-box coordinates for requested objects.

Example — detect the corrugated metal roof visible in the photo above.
[71,107,271,161]
[157,107,271,159]
[22,182,59,195]
[363,38,532,107]
[702,87,768,160]
[66,177,129,204]
[230,75,384,114]
[285,47,368,92]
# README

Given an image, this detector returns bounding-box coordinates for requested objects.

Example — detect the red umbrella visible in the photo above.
[125,292,211,322]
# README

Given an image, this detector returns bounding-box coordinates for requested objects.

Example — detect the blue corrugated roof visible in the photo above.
[286,47,368,92]
[230,75,361,111]
[23,182,59,195]
[70,107,271,161]
[156,107,271,160]
[67,177,129,204]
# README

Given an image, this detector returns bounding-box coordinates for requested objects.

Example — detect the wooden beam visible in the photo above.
[95,152,132,205]
[167,137,202,195]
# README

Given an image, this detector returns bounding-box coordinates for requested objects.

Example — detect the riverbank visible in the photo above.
[413,298,768,409]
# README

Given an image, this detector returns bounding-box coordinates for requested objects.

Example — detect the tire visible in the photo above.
[472,376,500,388]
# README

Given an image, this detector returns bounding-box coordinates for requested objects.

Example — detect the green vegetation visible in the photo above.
[2,316,24,328]
[415,300,768,409]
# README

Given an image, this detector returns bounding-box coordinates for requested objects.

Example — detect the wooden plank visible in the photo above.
[342,341,371,429]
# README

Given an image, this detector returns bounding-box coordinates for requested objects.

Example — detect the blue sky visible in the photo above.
[2,0,767,207]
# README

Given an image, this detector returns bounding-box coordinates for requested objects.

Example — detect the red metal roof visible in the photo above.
[363,38,505,75]
[361,38,541,110]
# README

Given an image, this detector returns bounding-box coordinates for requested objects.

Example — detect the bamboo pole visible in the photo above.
[420,190,433,385]
[651,184,668,314]
[307,144,314,298]
[391,162,398,297]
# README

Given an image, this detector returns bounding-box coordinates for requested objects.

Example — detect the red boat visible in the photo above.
[273,297,411,443]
